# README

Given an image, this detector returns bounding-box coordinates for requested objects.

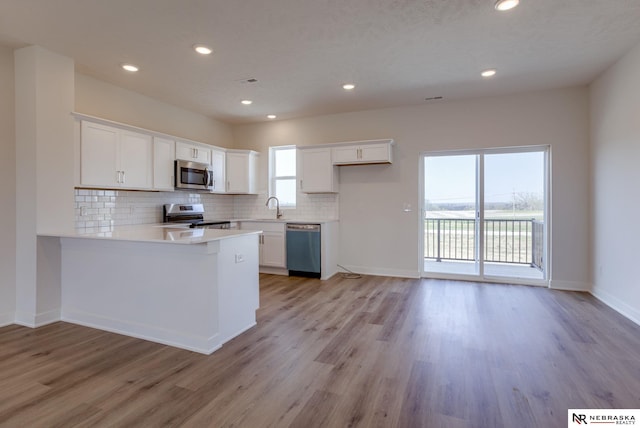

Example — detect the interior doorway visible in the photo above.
[421,147,549,285]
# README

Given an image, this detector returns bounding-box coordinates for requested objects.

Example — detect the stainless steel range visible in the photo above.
[163,204,231,229]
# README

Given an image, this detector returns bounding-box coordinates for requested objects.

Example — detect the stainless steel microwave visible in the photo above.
[175,160,213,191]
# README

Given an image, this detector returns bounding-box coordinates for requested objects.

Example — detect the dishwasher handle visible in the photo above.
[286,223,321,231]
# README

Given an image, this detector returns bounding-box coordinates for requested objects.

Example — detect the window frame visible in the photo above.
[269,145,297,208]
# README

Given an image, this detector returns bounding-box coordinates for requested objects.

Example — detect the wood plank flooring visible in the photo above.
[1,274,639,427]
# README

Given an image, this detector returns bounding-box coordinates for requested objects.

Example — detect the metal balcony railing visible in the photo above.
[425,218,544,270]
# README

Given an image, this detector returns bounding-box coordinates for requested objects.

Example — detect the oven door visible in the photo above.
[175,160,213,190]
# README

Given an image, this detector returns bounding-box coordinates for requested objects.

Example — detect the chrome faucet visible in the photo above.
[265,196,283,219]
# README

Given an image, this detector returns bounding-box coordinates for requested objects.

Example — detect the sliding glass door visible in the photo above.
[424,154,480,276]
[483,151,546,280]
[422,147,548,284]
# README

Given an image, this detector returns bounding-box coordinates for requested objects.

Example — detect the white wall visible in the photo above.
[590,40,640,324]
[15,46,75,326]
[233,87,591,285]
[75,73,234,148]
[0,45,16,326]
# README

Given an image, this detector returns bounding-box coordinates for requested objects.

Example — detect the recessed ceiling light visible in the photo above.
[495,0,519,11]
[267,114,277,119]
[193,44,212,55]
[241,100,253,105]
[342,83,355,90]
[481,69,497,78]
[121,64,139,72]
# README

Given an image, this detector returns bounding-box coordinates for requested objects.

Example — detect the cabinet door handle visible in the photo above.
[196,148,199,158]
[122,171,126,184]
[116,171,120,183]
[300,179,303,190]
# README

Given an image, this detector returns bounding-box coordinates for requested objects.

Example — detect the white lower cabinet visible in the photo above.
[261,232,286,267]
[240,222,286,268]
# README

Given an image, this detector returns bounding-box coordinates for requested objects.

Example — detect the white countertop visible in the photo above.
[40,217,338,244]
[232,218,339,224]
[40,224,261,245]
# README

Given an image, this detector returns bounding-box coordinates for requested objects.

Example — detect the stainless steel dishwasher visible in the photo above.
[286,223,321,278]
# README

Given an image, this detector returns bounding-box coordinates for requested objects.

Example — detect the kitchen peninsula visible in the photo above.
[41,225,261,354]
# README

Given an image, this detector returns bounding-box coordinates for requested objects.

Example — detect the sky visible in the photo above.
[424,151,544,204]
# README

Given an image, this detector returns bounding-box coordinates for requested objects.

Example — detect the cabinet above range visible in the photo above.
[175,140,212,164]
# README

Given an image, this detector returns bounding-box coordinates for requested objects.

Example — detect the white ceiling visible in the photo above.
[1,0,640,124]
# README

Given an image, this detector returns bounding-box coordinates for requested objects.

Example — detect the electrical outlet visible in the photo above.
[235,254,245,263]
[80,206,87,216]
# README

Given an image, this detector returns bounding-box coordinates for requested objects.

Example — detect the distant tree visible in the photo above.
[514,192,543,211]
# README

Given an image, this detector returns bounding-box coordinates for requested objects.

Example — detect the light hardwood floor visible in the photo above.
[1,274,639,427]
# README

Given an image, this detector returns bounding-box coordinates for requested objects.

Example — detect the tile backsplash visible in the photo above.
[74,189,338,230]
[233,191,339,220]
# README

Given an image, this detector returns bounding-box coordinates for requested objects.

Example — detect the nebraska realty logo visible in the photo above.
[569,409,639,426]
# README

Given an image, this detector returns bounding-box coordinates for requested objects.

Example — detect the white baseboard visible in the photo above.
[62,309,223,355]
[35,309,61,327]
[321,271,338,281]
[220,322,257,344]
[549,279,592,291]
[0,311,15,328]
[338,265,420,279]
[591,285,640,327]
[259,266,288,276]
[14,309,61,328]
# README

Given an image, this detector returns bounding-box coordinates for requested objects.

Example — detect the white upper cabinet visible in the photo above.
[119,130,154,189]
[81,121,119,188]
[175,141,211,164]
[226,150,258,194]
[153,137,175,191]
[75,114,254,194]
[210,148,226,193]
[299,147,338,193]
[331,139,393,165]
[80,121,152,190]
